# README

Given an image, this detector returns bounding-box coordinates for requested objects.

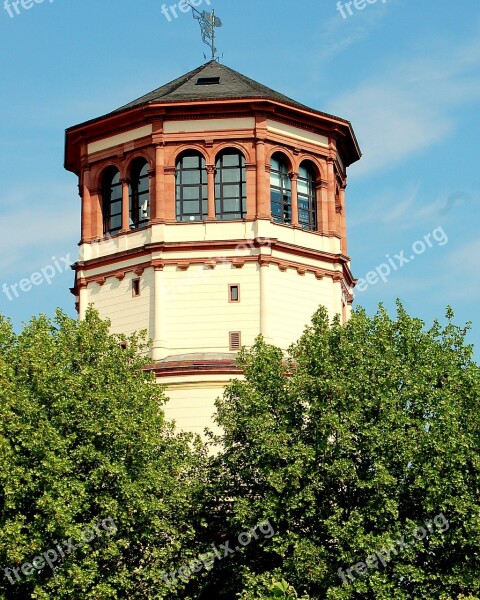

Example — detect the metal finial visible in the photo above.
[186,2,222,61]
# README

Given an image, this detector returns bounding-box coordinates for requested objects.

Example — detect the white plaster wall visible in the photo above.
[86,267,154,339]
[266,267,339,350]
[160,261,260,355]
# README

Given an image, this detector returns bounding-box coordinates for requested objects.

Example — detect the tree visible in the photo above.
[0,308,207,599]
[206,303,480,599]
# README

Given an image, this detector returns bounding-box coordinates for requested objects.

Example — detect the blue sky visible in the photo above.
[0,0,479,355]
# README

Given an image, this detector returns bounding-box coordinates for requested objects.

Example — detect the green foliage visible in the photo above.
[207,303,480,599]
[239,577,311,599]
[0,308,207,599]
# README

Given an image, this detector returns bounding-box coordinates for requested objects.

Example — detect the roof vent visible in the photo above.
[196,77,221,86]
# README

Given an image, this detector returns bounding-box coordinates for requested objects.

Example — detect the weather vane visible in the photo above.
[186,1,222,61]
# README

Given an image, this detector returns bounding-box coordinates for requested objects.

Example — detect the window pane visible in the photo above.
[270,172,282,187]
[110,215,122,230]
[222,168,242,183]
[138,177,149,193]
[270,157,280,171]
[182,170,201,185]
[222,184,240,198]
[271,203,282,217]
[222,153,241,167]
[182,156,200,169]
[298,179,309,195]
[184,200,200,213]
[298,197,310,210]
[271,189,282,203]
[183,187,201,200]
[224,198,241,212]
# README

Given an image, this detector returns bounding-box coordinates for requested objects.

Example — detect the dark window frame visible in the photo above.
[215,150,247,221]
[129,158,150,230]
[297,162,317,231]
[270,154,292,225]
[176,152,208,222]
[132,278,141,298]
[228,284,240,303]
[102,167,123,236]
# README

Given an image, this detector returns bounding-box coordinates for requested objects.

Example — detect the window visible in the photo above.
[102,166,122,236]
[229,284,240,303]
[129,158,150,230]
[215,150,247,220]
[176,152,208,222]
[270,153,291,225]
[229,331,241,351]
[132,278,140,297]
[297,161,317,231]
[196,77,220,85]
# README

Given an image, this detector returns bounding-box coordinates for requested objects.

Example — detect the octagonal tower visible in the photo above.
[65,61,361,435]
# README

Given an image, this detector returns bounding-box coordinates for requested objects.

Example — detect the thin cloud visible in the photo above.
[328,33,480,176]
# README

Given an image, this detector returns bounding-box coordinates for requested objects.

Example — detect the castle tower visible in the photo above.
[65,61,361,435]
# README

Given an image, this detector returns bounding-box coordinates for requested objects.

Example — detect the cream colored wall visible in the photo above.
[160,375,234,439]
[266,267,338,350]
[159,261,260,355]
[87,125,153,154]
[78,220,341,262]
[86,267,155,338]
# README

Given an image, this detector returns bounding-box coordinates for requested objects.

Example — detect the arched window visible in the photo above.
[297,161,317,231]
[215,150,246,220]
[270,153,291,225]
[129,158,150,230]
[102,166,122,236]
[176,151,207,222]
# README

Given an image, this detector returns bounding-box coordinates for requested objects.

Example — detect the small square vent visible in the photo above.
[196,77,220,86]
[229,331,241,351]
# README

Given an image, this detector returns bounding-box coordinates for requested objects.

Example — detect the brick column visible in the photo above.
[290,172,299,227]
[153,144,165,222]
[326,158,336,235]
[90,187,103,238]
[121,178,130,233]
[256,139,269,219]
[164,166,176,223]
[207,165,216,220]
[81,167,92,242]
[339,184,347,254]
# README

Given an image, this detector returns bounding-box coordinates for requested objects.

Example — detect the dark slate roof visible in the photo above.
[110,61,348,124]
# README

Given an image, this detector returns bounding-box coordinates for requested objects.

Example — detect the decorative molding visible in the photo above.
[146,358,241,378]
[153,261,165,271]
[176,261,191,271]
[232,258,246,268]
